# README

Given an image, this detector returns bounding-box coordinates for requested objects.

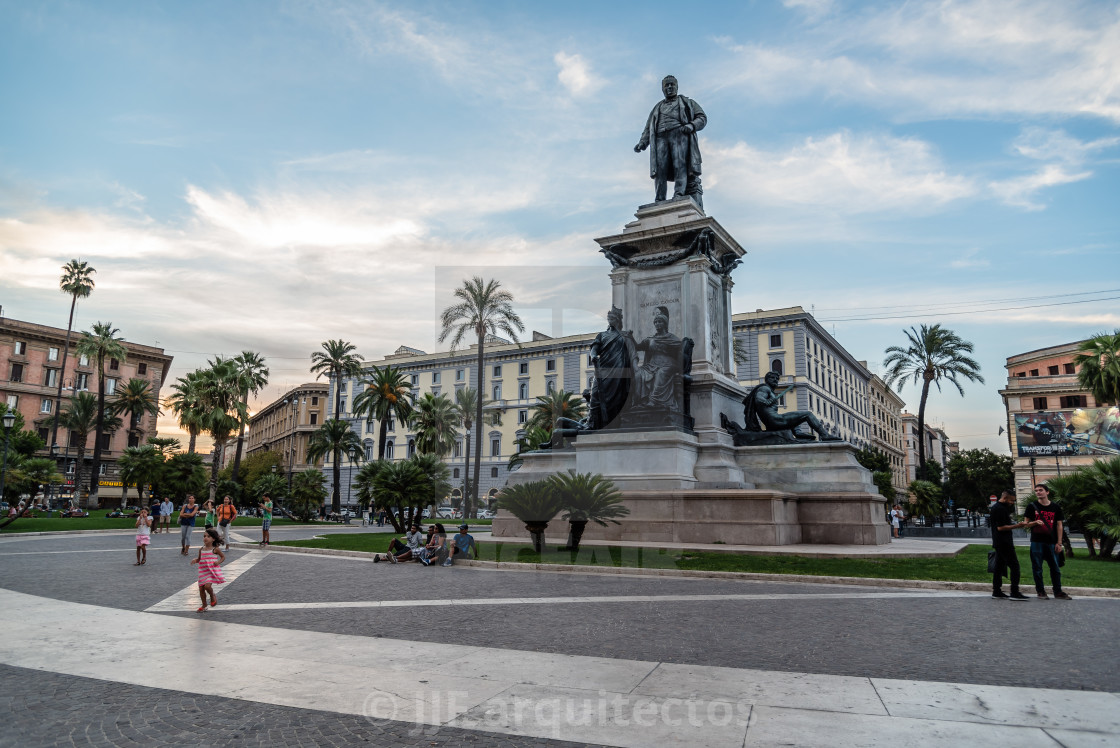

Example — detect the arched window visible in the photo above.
[453,468,460,479]
[546,379,556,394]
[770,358,783,375]
[363,441,373,461]
[385,441,394,460]
[519,382,528,399]
[407,439,416,457]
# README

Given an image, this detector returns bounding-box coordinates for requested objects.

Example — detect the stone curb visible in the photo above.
[239,543,1120,598]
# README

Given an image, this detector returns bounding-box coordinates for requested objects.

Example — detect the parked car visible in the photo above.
[476,509,495,519]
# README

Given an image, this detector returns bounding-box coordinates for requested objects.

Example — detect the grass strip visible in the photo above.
[272,534,1120,588]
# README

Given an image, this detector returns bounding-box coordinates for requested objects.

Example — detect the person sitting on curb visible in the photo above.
[417,524,447,566]
[377,523,424,563]
[443,524,478,566]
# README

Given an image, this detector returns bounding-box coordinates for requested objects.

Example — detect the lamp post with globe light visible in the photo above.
[1,410,16,503]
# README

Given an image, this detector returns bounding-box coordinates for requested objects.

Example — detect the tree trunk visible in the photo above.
[472,330,485,519]
[916,375,932,481]
[231,399,247,483]
[462,427,472,510]
[49,295,77,451]
[88,358,107,508]
[188,430,197,455]
[525,522,548,554]
[332,445,341,513]
[563,520,589,552]
[209,440,222,505]
[378,419,389,460]
[120,482,130,510]
[1082,531,1096,557]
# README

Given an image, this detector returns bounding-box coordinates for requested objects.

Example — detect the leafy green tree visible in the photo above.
[162,452,206,502]
[166,371,206,454]
[410,393,458,457]
[145,436,180,498]
[547,471,628,552]
[252,473,288,504]
[908,479,943,526]
[497,479,565,554]
[59,393,99,503]
[1073,330,1120,406]
[353,460,387,514]
[883,324,983,478]
[3,456,63,504]
[110,378,161,447]
[229,350,269,484]
[411,453,452,518]
[872,471,895,501]
[921,459,944,484]
[527,390,586,436]
[353,364,414,460]
[854,447,890,473]
[0,403,46,459]
[439,277,525,517]
[1048,456,1120,559]
[310,339,365,420]
[118,445,162,508]
[48,259,95,453]
[306,419,364,513]
[218,450,282,491]
[289,469,327,521]
[946,449,1014,513]
[76,321,128,506]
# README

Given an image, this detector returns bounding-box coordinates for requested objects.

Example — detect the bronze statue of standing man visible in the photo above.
[635,75,707,211]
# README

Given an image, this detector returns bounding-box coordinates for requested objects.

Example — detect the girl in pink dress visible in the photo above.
[190,527,226,611]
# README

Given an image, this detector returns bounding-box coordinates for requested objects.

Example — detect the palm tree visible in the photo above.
[110,378,161,448]
[48,260,96,453]
[453,387,479,506]
[527,389,587,435]
[548,471,629,552]
[353,365,414,460]
[305,419,364,513]
[371,459,430,532]
[439,277,524,516]
[411,452,453,519]
[497,479,565,554]
[883,324,983,479]
[118,444,162,509]
[229,350,270,484]
[147,436,181,455]
[58,392,120,505]
[410,393,459,457]
[508,425,551,471]
[1073,330,1120,407]
[310,339,365,419]
[76,322,128,507]
[196,358,249,504]
[289,469,327,521]
[166,371,206,454]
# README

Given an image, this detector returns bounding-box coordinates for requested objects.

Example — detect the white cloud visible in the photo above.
[715,0,1120,123]
[708,131,975,213]
[988,164,1092,210]
[554,52,604,97]
[949,249,989,269]
[1011,128,1120,164]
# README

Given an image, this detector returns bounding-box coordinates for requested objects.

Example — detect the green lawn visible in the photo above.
[0,514,317,533]
[272,534,1120,589]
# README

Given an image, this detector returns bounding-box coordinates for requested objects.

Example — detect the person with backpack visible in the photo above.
[1025,484,1073,600]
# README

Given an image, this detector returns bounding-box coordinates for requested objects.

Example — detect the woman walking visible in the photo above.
[190,527,226,612]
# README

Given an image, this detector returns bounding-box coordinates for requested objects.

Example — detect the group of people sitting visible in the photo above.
[373,522,477,567]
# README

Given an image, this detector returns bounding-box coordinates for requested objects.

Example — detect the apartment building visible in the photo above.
[867,370,907,496]
[243,382,329,482]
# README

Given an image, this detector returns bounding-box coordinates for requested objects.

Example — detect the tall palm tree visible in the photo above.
[410,393,459,457]
[166,371,206,454]
[49,260,96,453]
[1073,330,1120,406]
[306,419,365,513]
[76,322,127,507]
[229,350,270,483]
[310,339,365,419]
[110,378,161,448]
[452,387,479,505]
[883,324,983,479]
[439,277,524,516]
[353,364,414,460]
[59,392,98,505]
[196,358,249,504]
[527,389,587,435]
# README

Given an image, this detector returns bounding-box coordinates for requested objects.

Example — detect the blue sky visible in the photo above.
[2,0,1118,452]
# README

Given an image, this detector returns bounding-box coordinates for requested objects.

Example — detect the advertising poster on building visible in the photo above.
[1015,407,1120,457]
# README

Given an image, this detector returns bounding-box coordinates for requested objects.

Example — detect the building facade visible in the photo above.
[999,340,1106,499]
[1,315,173,505]
[731,307,873,448]
[867,371,907,495]
[243,382,328,483]
[901,414,952,484]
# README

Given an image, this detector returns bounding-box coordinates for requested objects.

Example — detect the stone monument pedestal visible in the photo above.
[493,199,890,547]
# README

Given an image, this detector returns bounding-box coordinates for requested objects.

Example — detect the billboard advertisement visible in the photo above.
[1014,407,1120,457]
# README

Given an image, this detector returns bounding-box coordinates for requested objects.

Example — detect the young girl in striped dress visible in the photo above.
[190,527,226,611]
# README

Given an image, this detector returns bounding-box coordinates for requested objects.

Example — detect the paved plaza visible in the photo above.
[1,527,1118,747]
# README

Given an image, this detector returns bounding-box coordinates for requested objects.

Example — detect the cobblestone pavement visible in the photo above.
[3,532,1119,695]
[0,663,605,748]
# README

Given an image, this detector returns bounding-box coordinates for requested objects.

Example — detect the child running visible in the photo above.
[134,508,152,565]
[190,527,226,612]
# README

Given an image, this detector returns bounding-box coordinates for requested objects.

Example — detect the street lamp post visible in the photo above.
[1,411,16,503]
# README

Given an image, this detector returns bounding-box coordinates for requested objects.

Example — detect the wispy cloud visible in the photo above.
[555,52,604,98]
[949,249,989,269]
[988,163,1092,210]
[707,131,975,213]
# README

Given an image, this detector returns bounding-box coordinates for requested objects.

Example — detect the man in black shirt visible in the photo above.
[990,490,1030,600]
[1025,484,1072,600]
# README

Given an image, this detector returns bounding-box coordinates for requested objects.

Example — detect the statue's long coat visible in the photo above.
[637,96,707,179]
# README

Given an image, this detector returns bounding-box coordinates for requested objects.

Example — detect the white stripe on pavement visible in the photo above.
[0,588,1116,748]
[143,550,270,612]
